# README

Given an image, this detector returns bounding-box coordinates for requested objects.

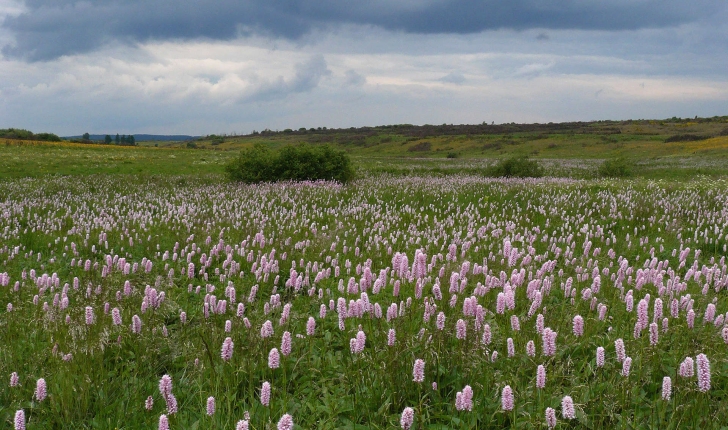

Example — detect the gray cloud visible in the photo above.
[2,0,723,61]
[344,69,366,86]
[438,72,465,84]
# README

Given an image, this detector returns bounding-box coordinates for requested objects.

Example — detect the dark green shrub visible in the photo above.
[35,133,61,142]
[598,157,634,178]
[446,151,459,159]
[226,144,354,184]
[489,156,543,178]
[209,135,225,145]
[664,134,708,143]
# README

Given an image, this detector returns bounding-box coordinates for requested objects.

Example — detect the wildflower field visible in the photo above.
[2,173,728,429]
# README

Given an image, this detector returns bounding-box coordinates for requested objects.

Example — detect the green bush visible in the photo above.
[34,133,61,142]
[0,128,60,141]
[489,156,543,178]
[226,144,354,184]
[446,151,459,159]
[598,157,634,178]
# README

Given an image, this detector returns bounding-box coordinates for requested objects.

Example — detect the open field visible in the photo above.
[2,173,728,429]
[2,133,728,181]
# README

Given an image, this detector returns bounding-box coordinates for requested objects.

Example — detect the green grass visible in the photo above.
[0,140,227,178]
[2,140,728,182]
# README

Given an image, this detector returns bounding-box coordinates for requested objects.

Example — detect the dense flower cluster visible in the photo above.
[1,175,727,427]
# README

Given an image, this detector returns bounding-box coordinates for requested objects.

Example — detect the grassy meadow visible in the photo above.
[3,117,728,180]
[0,140,227,178]
[1,119,728,429]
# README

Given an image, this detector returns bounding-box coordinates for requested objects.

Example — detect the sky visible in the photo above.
[0,0,727,136]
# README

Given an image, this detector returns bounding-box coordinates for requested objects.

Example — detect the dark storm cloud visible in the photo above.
[2,0,722,61]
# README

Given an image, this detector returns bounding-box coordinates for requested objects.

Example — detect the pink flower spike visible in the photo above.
[159,374,173,399]
[221,337,234,361]
[614,338,625,362]
[662,376,672,400]
[388,328,396,346]
[572,315,584,337]
[158,414,169,430]
[269,348,280,369]
[536,365,546,389]
[413,359,425,383]
[14,410,25,430]
[165,394,178,415]
[501,385,514,411]
[206,396,215,416]
[561,396,575,419]
[85,306,95,325]
[649,322,659,345]
[281,331,292,356]
[307,317,316,336]
[35,378,47,402]
[679,357,694,378]
[596,347,605,367]
[545,407,557,428]
[277,413,294,430]
[261,381,271,406]
[400,407,414,430]
[455,319,466,339]
[622,357,632,377]
[697,353,711,392]
[462,385,473,411]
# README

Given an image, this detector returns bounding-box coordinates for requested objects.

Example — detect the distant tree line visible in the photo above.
[0,128,61,142]
[232,115,728,139]
[77,133,136,146]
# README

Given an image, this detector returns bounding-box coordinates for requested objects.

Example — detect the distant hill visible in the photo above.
[64,134,199,142]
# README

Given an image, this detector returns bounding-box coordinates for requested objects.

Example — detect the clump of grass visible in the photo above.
[598,157,634,178]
